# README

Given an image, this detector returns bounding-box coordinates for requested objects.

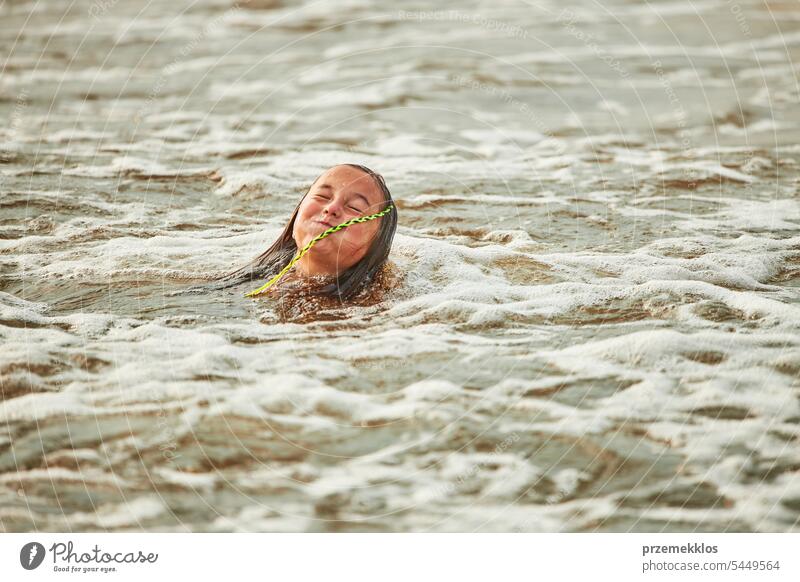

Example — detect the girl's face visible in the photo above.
[292,165,385,277]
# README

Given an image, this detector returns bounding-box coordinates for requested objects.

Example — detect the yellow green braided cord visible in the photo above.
[245,204,394,298]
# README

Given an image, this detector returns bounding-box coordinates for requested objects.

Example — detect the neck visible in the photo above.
[294,254,338,278]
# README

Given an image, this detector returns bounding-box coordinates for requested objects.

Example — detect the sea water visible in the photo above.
[1,0,799,532]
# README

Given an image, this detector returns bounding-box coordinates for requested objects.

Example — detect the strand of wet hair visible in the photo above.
[245,204,394,298]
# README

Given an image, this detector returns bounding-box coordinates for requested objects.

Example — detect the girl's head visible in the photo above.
[220,163,397,301]
[292,164,390,277]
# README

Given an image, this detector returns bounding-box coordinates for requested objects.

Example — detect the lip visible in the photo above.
[315,220,335,229]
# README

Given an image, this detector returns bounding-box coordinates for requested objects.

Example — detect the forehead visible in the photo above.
[313,166,382,201]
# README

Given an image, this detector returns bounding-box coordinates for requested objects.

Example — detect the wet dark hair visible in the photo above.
[214,164,398,301]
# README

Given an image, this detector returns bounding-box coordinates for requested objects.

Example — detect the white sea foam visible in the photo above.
[2,0,799,534]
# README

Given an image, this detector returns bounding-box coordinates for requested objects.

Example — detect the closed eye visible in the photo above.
[349,193,370,213]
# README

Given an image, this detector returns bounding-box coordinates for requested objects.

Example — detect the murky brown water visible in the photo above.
[1,0,799,532]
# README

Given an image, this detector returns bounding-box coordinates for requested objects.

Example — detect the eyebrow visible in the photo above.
[315,184,372,208]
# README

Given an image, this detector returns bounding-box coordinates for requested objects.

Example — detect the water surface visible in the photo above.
[1,0,800,532]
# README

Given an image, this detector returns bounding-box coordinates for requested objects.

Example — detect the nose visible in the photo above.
[322,198,343,218]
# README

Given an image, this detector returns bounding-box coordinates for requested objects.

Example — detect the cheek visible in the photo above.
[339,223,378,251]
[293,202,317,240]
[296,201,316,223]
[291,219,304,242]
